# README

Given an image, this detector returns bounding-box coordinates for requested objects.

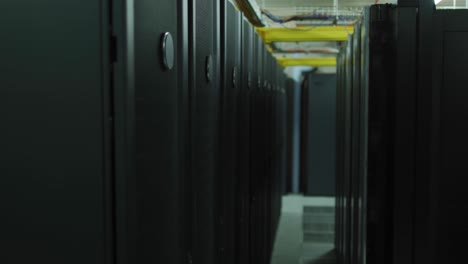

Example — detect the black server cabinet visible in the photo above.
[0,1,113,263]
[131,1,186,263]
[263,50,274,264]
[352,18,367,264]
[274,64,286,227]
[249,32,261,264]
[285,78,295,194]
[300,73,337,197]
[218,2,241,264]
[0,1,189,264]
[336,5,396,264]
[366,6,396,264]
[238,17,253,264]
[188,1,220,264]
[278,67,289,197]
[336,23,352,264]
[336,50,345,263]
[430,10,468,264]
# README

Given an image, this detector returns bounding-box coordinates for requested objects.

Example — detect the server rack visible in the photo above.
[336,50,344,263]
[430,9,468,264]
[188,1,220,263]
[336,5,396,264]
[275,64,287,223]
[261,46,272,264]
[285,78,296,194]
[218,2,242,263]
[0,2,289,263]
[132,1,186,263]
[366,7,396,264]
[300,73,337,197]
[237,16,254,264]
[249,31,260,264]
[0,1,114,263]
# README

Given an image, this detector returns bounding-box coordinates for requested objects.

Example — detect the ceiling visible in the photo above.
[437,0,468,8]
[254,0,467,70]
[256,0,379,64]
[259,0,397,9]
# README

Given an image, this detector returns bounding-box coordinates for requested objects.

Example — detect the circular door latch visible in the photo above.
[206,55,213,83]
[232,66,238,88]
[161,32,175,70]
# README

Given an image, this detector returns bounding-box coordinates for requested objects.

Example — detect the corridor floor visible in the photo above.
[271,195,336,264]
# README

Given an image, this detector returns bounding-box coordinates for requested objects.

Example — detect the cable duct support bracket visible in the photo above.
[234,0,265,27]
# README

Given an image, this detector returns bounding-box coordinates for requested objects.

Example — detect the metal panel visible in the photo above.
[218,2,241,264]
[249,31,263,264]
[393,7,417,264]
[431,10,468,264]
[350,21,362,264]
[0,1,111,263]
[237,17,253,264]
[188,1,220,263]
[367,6,396,264]
[335,5,397,264]
[344,35,354,264]
[301,74,337,196]
[358,8,370,264]
[335,50,344,262]
[133,1,184,263]
[111,0,137,262]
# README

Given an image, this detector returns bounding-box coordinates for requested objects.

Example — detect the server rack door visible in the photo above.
[237,17,253,264]
[336,51,345,263]
[359,9,370,264]
[249,32,259,264]
[0,1,112,263]
[285,78,295,194]
[350,21,362,264]
[260,45,270,264]
[251,31,269,264]
[300,75,311,194]
[367,6,396,264]
[132,1,184,263]
[343,36,354,264]
[393,6,417,264]
[264,51,274,263]
[431,10,468,264]
[218,2,241,264]
[188,1,220,264]
[303,73,337,197]
[178,0,191,262]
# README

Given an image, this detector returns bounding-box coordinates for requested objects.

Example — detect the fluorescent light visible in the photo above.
[435,0,443,4]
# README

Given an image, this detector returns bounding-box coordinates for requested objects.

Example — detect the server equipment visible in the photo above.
[0,1,288,264]
[0,1,116,263]
[300,73,337,197]
[133,1,187,263]
[237,15,254,264]
[0,1,189,264]
[336,5,396,264]
[188,1,220,264]
[429,8,468,264]
[218,2,242,263]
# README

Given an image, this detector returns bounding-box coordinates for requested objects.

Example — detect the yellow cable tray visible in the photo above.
[257,26,354,43]
[277,57,337,67]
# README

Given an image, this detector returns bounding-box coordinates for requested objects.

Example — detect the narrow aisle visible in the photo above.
[271,195,336,264]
